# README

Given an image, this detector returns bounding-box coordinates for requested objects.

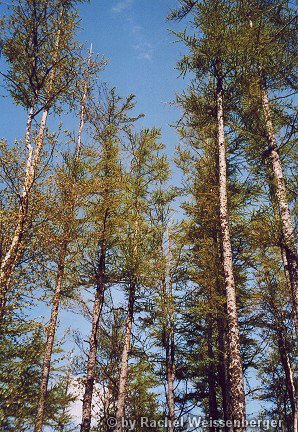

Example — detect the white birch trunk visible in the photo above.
[217,85,246,430]
[260,83,298,336]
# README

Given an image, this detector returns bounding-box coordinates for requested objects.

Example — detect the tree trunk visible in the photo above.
[34,241,67,432]
[207,314,219,430]
[165,305,175,432]
[166,343,176,432]
[0,4,68,328]
[115,280,136,432]
[276,331,298,432]
[260,82,298,336]
[165,227,175,432]
[217,317,232,430]
[0,108,48,327]
[81,241,106,432]
[217,83,246,429]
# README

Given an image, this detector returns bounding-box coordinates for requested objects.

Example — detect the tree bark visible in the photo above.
[34,241,67,432]
[277,331,298,432]
[165,227,176,432]
[115,280,136,432]
[207,314,219,430]
[0,108,48,327]
[260,82,298,336]
[80,236,106,432]
[217,83,246,429]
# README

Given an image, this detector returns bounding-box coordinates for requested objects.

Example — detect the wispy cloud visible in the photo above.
[134,42,153,61]
[111,0,154,61]
[112,0,133,13]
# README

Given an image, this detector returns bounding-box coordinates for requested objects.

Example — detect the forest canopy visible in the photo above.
[0,1,297,432]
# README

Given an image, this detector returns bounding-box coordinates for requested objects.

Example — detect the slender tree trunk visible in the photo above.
[34,241,67,432]
[0,4,68,327]
[217,317,231,429]
[207,314,219,429]
[277,331,298,432]
[115,280,136,432]
[81,239,106,432]
[260,82,298,336]
[0,108,48,327]
[213,230,231,428]
[216,83,246,429]
[165,227,175,432]
[166,339,176,432]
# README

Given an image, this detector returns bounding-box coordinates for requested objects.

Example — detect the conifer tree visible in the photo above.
[80,89,140,432]
[0,0,83,326]
[115,129,169,432]
[236,0,298,336]
[34,48,99,432]
[170,1,247,426]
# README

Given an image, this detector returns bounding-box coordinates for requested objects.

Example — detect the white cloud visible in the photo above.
[134,42,154,61]
[112,0,133,13]
[132,24,143,33]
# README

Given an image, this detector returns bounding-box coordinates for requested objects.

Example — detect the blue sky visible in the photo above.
[0,0,189,162]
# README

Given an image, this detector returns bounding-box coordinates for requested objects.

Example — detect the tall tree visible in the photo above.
[0,0,82,326]
[34,48,99,432]
[171,0,247,426]
[80,89,139,432]
[115,129,169,432]
[237,0,298,334]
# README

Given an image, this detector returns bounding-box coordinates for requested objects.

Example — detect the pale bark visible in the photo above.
[0,109,48,326]
[260,82,298,336]
[217,84,246,429]
[0,5,67,327]
[115,280,135,432]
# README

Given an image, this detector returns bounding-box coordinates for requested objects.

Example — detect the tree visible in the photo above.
[171,0,247,427]
[0,0,83,327]
[80,88,140,432]
[115,128,169,432]
[34,47,100,432]
[236,0,298,336]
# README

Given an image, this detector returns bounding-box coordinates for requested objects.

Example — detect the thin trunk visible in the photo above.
[115,280,135,432]
[81,226,107,432]
[277,331,298,432]
[0,4,67,327]
[260,82,298,336]
[267,277,298,432]
[207,314,219,429]
[34,241,67,432]
[217,83,246,429]
[166,339,176,432]
[0,109,48,327]
[165,227,175,432]
[213,230,231,427]
[217,317,231,429]
[80,279,105,432]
